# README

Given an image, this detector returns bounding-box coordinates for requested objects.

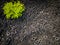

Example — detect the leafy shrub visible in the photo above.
[2,1,25,19]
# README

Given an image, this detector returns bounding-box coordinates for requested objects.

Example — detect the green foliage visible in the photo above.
[2,1,25,19]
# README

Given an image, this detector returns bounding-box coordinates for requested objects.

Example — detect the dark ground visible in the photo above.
[0,0,60,45]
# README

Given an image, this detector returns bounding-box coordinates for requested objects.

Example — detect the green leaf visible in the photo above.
[2,1,25,19]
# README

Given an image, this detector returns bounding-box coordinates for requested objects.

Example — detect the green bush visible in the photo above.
[2,1,25,19]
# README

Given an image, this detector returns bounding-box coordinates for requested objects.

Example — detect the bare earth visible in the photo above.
[0,0,60,45]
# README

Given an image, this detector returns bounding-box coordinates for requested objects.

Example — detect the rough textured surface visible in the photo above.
[0,0,60,45]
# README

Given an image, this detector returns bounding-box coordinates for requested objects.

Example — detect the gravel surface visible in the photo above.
[0,0,60,45]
